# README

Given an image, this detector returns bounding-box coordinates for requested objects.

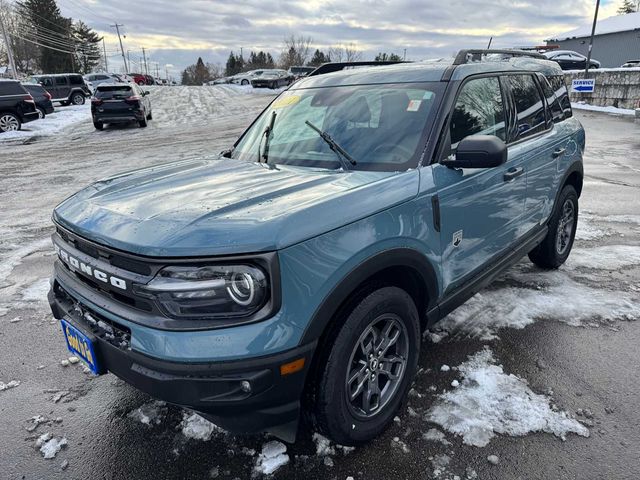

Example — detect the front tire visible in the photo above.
[93,121,103,130]
[529,184,578,268]
[241,79,249,86]
[312,286,420,445]
[71,93,85,105]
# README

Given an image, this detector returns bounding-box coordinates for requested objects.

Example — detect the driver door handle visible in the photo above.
[552,148,566,158]
[503,167,524,182]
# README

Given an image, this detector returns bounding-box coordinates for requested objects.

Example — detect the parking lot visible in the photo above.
[1,86,639,480]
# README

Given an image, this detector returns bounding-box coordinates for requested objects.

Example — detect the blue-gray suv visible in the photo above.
[48,50,584,445]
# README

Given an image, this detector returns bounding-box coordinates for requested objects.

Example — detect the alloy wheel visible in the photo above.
[555,199,575,255]
[345,314,409,418]
[0,114,20,132]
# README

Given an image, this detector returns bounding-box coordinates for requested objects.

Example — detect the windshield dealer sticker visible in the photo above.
[407,100,421,112]
[453,230,463,247]
[272,95,300,109]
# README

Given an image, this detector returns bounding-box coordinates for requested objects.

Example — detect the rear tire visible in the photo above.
[529,184,578,269]
[312,286,420,445]
[93,121,103,130]
[0,112,21,132]
[139,118,147,128]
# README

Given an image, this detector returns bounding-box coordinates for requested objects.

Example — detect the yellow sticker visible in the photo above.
[272,95,300,109]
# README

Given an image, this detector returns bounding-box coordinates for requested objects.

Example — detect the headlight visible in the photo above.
[133,264,269,319]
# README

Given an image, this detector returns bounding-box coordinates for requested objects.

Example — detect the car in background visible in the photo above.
[31,73,91,105]
[542,50,600,70]
[287,66,315,79]
[113,73,134,83]
[128,73,151,86]
[22,83,54,119]
[231,70,266,86]
[208,77,231,85]
[0,79,39,132]
[621,60,640,68]
[250,70,293,89]
[84,73,120,92]
[91,83,152,130]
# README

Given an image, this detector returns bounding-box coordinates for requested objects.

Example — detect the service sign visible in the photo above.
[571,79,595,93]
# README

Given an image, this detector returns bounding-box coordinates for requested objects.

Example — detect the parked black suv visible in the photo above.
[91,83,152,129]
[0,80,39,133]
[31,73,91,106]
[22,83,54,119]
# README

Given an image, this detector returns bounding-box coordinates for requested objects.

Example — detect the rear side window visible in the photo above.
[0,81,26,95]
[69,75,84,85]
[546,75,572,119]
[95,85,132,99]
[539,75,564,124]
[504,75,546,141]
[450,76,506,146]
[55,77,67,86]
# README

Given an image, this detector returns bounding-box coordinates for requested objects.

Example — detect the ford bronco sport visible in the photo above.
[48,50,584,445]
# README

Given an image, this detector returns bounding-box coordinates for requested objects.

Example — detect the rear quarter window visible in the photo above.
[69,75,84,85]
[546,75,572,119]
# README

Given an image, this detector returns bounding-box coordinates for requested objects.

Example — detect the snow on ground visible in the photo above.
[571,102,637,117]
[21,278,50,302]
[127,400,168,426]
[0,104,90,143]
[428,246,640,342]
[253,441,290,476]
[35,432,68,459]
[214,84,287,96]
[179,411,224,441]
[426,348,589,447]
[0,380,20,391]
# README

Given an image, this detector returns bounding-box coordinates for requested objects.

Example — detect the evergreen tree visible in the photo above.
[617,0,637,13]
[309,49,329,66]
[193,57,209,84]
[18,0,74,72]
[73,21,101,74]
[225,51,237,76]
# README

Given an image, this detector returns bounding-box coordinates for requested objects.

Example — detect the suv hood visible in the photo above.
[53,158,419,256]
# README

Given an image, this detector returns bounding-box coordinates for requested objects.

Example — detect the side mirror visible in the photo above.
[442,135,507,169]
[220,149,233,158]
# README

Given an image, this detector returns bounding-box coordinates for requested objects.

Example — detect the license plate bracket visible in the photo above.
[60,319,102,374]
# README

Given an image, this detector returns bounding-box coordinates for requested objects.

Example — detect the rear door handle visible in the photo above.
[552,148,566,158]
[503,167,524,182]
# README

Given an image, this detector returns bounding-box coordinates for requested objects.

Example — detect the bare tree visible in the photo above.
[328,43,362,62]
[279,35,312,68]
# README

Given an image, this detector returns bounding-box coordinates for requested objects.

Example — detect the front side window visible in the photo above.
[504,75,546,140]
[450,76,505,147]
[232,82,442,171]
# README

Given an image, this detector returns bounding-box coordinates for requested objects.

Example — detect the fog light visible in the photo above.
[240,380,251,393]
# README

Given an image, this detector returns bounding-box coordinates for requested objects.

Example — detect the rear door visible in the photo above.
[54,76,69,100]
[433,75,526,293]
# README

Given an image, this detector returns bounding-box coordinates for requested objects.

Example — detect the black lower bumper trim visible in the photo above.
[49,283,316,437]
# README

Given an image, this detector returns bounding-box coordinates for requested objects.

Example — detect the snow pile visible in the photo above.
[430,268,640,341]
[0,237,51,288]
[422,428,451,445]
[312,432,355,457]
[426,348,589,447]
[21,278,50,302]
[180,411,223,440]
[36,433,68,459]
[0,380,20,391]
[217,84,286,96]
[253,440,289,475]
[0,104,90,143]
[571,102,636,117]
[127,400,167,426]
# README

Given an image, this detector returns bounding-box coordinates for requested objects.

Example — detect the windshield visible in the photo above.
[232,82,442,171]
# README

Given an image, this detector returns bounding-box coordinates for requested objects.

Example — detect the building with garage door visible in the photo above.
[546,11,640,68]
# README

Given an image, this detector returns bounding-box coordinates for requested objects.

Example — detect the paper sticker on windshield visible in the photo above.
[423,91,434,100]
[272,95,300,109]
[407,100,421,112]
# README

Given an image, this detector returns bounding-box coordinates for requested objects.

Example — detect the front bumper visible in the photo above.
[49,278,315,438]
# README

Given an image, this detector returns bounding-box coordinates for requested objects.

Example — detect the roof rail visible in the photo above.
[453,49,546,65]
[308,61,407,77]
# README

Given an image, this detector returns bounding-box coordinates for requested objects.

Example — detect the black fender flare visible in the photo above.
[555,160,583,206]
[300,248,439,344]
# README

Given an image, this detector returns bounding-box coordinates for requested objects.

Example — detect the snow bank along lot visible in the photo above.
[1,87,639,479]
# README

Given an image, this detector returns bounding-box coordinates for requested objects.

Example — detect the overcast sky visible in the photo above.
[55,0,620,79]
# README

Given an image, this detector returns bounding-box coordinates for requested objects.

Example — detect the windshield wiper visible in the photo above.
[258,110,277,165]
[304,120,357,170]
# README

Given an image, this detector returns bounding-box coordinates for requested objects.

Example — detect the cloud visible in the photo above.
[56,0,621,77]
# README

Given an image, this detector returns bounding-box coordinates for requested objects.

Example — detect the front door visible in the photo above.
[433,75,526,293]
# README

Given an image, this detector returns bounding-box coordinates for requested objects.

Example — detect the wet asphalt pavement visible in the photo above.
[0,91,639,480]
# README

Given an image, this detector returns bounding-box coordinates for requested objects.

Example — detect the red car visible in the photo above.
[128,73,147,86]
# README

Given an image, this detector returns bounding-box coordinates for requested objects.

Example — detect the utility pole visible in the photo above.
[142,47,148,76]
[165,64,168,81]
[403,48,406,60]
[110,23,128,73]
[155,62,159,78]
[584,0,600,76]
[102,38,108,72]
[0,12,18,79]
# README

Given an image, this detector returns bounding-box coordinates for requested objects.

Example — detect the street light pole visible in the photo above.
[584,0,600,76]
